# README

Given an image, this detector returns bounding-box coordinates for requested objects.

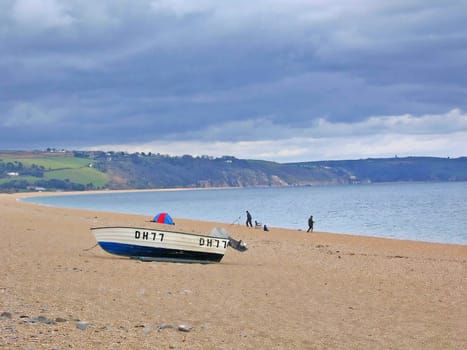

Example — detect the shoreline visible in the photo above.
[1,191,466,349]
[16,189,467,247]
[11,190,467,255]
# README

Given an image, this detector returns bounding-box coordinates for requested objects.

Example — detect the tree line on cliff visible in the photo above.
[1,150,466,192]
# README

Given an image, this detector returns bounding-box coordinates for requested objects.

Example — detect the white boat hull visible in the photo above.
[91,226,230,263]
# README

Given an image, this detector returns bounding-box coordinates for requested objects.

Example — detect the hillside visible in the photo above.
[289,157,467,183]
[1,150,466,192]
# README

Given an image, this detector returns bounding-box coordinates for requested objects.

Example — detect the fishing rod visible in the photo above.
[230,213,243,225]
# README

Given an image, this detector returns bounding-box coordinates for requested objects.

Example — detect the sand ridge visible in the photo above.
[1,192,466,349]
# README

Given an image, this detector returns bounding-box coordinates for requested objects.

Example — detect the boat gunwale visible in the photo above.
[90,226,230,240]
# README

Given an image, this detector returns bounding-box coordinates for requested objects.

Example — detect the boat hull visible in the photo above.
[91,226,230,263]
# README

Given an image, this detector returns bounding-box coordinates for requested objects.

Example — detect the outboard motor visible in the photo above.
[211,227,248,252]
[228,237,248,252]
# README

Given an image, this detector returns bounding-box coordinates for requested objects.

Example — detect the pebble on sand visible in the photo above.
[178,325,193,332]
[76,321,89,330]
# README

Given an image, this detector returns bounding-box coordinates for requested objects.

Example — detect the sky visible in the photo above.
[1,0,467,162]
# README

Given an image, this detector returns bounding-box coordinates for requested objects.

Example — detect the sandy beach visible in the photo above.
[1,192,466,349]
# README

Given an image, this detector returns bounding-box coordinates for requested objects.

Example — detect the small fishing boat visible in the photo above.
[91,226,247,263]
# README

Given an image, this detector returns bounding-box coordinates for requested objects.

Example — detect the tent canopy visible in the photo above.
[152,212,175,225]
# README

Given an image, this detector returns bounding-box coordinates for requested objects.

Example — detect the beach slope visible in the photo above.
[1,193,466,349]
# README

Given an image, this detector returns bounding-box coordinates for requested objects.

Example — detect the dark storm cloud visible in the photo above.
[1,0,466,160]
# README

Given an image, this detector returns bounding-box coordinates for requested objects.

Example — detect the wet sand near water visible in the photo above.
[1,192,466,349]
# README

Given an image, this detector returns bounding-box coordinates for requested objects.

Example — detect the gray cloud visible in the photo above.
[1,0,466,160]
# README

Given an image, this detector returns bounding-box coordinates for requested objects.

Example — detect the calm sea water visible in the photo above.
[23,182,467,245]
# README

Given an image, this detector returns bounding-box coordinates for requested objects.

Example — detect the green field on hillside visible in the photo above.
[0,155,110,189]
[44,167,109,187]
[1,156,91,170]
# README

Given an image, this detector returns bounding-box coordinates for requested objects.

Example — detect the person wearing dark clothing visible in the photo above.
[307,215,314,232]
[246,210,253,227]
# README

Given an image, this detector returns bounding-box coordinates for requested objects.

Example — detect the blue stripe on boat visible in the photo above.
[98,242,224,263]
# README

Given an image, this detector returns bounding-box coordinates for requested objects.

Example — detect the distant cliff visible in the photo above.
[288,157,467,183]
[1,150,466,192]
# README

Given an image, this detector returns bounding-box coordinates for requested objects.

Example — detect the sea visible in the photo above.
[22,182,467,245]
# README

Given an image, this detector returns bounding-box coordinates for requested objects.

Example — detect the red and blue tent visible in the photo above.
[152,212,175,225]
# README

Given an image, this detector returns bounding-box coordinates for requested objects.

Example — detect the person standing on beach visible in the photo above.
[307,215,314,232]
[246,210,253,227]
